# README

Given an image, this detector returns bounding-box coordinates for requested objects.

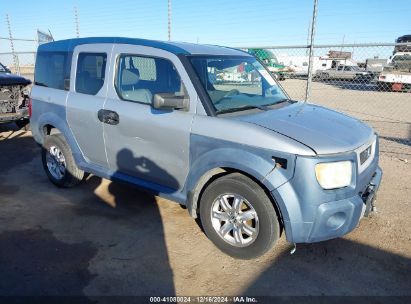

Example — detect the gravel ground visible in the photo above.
[0,82,410,298]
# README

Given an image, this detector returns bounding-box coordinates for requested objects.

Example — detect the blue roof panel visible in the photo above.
[37,37,249,56]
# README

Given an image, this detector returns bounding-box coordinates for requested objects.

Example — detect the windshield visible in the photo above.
[0,63,8,73]
[189,56,289,114]
[392,54,411,62]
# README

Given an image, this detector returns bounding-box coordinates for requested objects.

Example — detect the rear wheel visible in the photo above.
[42,134,85,188]
[321,73,330,81]
[200,173,280,259]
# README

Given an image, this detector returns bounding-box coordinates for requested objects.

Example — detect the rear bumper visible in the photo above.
[0,108,28,123]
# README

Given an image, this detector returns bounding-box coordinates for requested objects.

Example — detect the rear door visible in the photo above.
[66,44,113,168]
[102,44,198,191]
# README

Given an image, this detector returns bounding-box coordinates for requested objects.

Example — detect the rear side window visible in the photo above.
[35,51,71,90]
[115,55,186,105]
[75,53,107,95]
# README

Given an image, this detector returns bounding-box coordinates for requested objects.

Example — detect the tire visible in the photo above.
[377,81,390,92]
[42,134,85,188]
[321,73,330,81]
[15,119,30,131]
[199,173,280,259]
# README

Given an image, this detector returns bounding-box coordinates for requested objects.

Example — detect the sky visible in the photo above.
[0,0,410,57]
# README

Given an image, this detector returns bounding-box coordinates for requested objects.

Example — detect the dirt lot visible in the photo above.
[0,82,411,298]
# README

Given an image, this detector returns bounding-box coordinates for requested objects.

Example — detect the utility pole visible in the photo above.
[340,34,345,53]
[168,0,171,41]
[74,6,80,38]
[5,14,20,75]
[304,0,318,102]
[306,20,311,56]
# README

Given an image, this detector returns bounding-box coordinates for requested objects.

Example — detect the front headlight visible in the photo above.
[315,161,352,189]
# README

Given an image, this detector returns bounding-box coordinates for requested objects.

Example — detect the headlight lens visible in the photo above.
[315,161,352,189]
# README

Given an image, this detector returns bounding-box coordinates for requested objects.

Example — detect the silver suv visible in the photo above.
[30,38,382,259]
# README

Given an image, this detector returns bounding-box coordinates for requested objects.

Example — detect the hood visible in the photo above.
[235,102,374,155]
[0,73,31,86]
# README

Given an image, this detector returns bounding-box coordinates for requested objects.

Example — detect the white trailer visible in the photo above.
[276,54,357,76]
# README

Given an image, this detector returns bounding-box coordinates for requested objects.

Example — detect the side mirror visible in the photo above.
[152,93,189,111]
[265,86,279,96]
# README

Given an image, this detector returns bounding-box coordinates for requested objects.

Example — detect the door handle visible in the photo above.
[98,109,120,125]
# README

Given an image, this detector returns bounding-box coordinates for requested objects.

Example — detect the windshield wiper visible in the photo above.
[216,105,268,114]
[216,98,293,115]
[262,98,292,106]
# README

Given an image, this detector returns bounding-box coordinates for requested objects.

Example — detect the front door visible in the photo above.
[344,66,356,79]
[102,44,197,191]
[66,44,112,168]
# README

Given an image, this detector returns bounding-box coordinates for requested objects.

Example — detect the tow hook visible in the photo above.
[364,183,377,217]
[290,243,297,255]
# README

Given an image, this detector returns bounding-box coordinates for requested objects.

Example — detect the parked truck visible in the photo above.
[394,34,411,53]
[377,52,411,92]
[247,48,291,80]
[0,62,32,129]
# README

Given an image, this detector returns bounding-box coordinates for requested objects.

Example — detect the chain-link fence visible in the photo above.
[0,52,36,82]
[244,43,411,159]
[1,43,410,158]
[0,35,37,81]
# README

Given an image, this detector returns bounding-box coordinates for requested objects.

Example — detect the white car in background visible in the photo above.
[315,64,372,81]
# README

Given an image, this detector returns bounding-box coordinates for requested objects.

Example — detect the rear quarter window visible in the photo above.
[34,51,71,90]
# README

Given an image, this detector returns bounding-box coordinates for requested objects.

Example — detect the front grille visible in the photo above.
[360,145,372,165]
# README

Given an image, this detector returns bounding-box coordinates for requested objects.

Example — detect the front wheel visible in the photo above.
[200,173,280,259]
[42,134,85,188]
[322,73,330,81]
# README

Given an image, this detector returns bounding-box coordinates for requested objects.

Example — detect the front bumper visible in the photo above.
[306,166,382,243]
[271,154,382,244]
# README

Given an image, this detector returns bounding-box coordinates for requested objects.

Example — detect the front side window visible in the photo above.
[115,55,186,105]
[189,56,289,114]
[75,53,107,95]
